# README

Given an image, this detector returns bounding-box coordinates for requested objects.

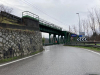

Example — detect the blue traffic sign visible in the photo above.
[79,35,82,37]
[71,34,77,37]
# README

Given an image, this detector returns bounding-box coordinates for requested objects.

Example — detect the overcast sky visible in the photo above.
[0,0,100,38]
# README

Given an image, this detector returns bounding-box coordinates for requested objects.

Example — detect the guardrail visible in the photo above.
[39,18,62,30]
[66,42,100,48]
[22,11,39,20]
[22,11,62,31]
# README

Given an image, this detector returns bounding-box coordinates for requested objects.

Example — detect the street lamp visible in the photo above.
[76,13,81,34]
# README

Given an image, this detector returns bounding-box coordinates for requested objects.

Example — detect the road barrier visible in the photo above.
[66,42,100,48]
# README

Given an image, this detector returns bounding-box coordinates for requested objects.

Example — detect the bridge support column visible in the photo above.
[58,35,60,44]
[68,33,71,43]
[53,34,56,44]
[63,36,65,44]
[49,33,51,44]
[61,35,63,44]
[64,36,65,44]
[64,32,67,44]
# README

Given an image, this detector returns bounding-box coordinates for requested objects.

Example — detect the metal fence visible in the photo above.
[39,18,62,30]
[22,11,39,20]
[22,11,62,31]
[67,41,100,48]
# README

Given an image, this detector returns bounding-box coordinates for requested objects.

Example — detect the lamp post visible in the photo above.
[76,13,81,34]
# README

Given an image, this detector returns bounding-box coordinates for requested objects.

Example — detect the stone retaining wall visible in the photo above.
[0,28,43,59]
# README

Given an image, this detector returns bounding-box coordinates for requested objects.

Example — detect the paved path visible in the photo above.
[0,45,100,75]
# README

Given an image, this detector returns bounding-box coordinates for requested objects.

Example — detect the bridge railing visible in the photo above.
[39,18,62,30]
[22,11,39,20]
[66,41,100,48]
[22,11,62,31]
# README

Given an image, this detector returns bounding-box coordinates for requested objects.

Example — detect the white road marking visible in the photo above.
[71,46,100,56]
[0,52,43,67]
[84,49,100,55]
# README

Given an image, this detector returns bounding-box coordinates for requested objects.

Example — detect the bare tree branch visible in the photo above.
[82,20,86,32]
[72,25,78,34]
[0,4,13,23]
[94,9,100,31]
[88,9,96,33]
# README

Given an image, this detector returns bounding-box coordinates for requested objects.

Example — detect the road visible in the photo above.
[0,45,100,75]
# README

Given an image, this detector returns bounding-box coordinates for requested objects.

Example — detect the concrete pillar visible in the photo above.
[64,34,67,44]
[53,34,56,44]
[58,35,60,44]
[52,37,53,44]
[64,36,65,44]
[49,33,51,44]
[61,35,63,44]
[68,33,71,43]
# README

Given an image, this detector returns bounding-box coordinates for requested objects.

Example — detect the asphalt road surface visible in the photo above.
[0,45,100,75]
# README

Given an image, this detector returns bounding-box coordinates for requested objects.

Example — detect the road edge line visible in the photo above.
[84,49,100,55]
[0,51,43,67]
[69,46,100,56]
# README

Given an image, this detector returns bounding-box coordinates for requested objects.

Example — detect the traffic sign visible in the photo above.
[77,37,87,41]
[79,32,85,37]
[71,34,77,37]
[79,35,82,37]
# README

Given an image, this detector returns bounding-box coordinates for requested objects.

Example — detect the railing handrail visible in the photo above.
[39,18,62,30]
[22,11,39,20]
[22,11,62,31]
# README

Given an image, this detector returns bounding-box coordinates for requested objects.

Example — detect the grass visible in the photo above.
[82,44,100,45]
[0,56,22,63]
[0,50,43,64]
[0,17,22,26]
[70,45,100,52]
[0,26,34,33]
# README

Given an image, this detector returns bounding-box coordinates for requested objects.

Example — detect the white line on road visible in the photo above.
[0,52,43,67]
[83,49,100,55]
[71,46,100,56]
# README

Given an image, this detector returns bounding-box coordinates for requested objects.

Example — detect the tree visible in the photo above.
[42,37,45,45]
[0,4,13,23]
[88,9,97,35]
[0,4,13,13]
[72,25,78,34]
[94,9,100,31]
[82,20,86,32]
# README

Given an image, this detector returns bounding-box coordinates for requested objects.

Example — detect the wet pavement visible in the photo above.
[0,45,100,75]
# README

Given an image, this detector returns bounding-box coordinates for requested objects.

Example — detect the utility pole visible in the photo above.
[69,25,70,32]
[76,13,81,34]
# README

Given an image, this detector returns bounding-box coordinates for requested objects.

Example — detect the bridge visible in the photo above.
[22,11,77,44]
[0,11,78,45]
